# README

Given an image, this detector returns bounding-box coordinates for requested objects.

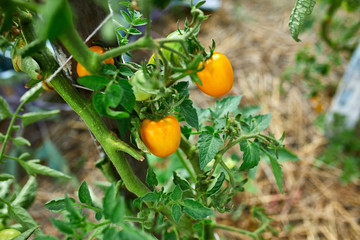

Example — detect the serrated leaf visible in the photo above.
[51,218,74,234]
[120,10,132,23]
[171,203,182,223]
[128,28,142,35]
[45,197,75,212]
[173,81,190,97]
[183,199,214,220]
[133,18,147,26]
[0,96,12,120]
[104,83,123,108]
[141,192,159,202]
[78,75,110,90]
[146,168,158,187]
[0,173,14,181]
[240,141,260,171]
[265,150,283,193]
[92,92,106,116]
[289,0,316,42]
[11,136,31,146]
[170,185,182,201]
[173,172,191,191]
[180,99,199,130]
[210,95,242,119]
[206,172,225,197]
[103,185,116,219]
[118,80,135,112]
[198,131,223,169]
[20,110,60,127]
[118,225,157,240]
[21,159,71,179]
[255,113,272,132]
[12,175,37,209]
[118,66,134,77]
[78,181,92,205]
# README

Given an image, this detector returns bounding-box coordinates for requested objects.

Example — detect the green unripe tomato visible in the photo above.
[129,70,154,101]
[0,229,21,240]
[163,31,185,67]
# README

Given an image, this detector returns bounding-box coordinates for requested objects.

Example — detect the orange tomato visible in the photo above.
[196,52,233,97]
[140,115,181,157]
[76,46,114,77]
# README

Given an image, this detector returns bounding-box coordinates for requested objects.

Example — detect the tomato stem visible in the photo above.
[175,150,197,182]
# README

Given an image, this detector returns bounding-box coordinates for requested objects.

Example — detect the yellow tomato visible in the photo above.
[140,115,181,157]
[76,46,114,77]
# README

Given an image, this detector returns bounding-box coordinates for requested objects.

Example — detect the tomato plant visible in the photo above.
[0,229,21,240]
[140,115,181,157]
[76,45,114,77]
[0,0,310,239]
[196,52,234,97]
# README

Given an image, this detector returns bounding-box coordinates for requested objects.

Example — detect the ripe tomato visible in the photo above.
[196,52,234,97]
[76,46,114,77]
[140,115,181,157]
[0,229,21,240]
[129,70,153,101]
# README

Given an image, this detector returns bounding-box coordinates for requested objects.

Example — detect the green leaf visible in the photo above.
[78,75,110,90]
[103,185,116,219]
[11,137,31,147]
[7,203,38,229]
[118,225,157,240]
[105,108,129,119]
[92,92,107,116]
[20,82,43,104]
[78,181,92,205]
[0,96,12,120]
[0,1,15,33]
[104,83,123,108]
[118,66,134,77]
[240,141,260,171]
[180,99,199,130]
[146,168,158,187]
[51,218,74,234]
[128,28,142,35]
[45,197,75,212]
[0,173,14,181]
[20,110,60,127]
[210,95,242,119]
[13,226,38,240]
[20,159,71,179]
[101,63,117,75]
[12,176,37,209]
[170,185,182,201]
[111,196,125,224]
[267,151,283,193]
[173,172,191,191]
[183,199,214,220]
[198,131,223,169]
[206,172,225,197]
[141,192,159,202]
[118,80,135,112]
[173,81,189,97]
[289,0,316,42]
[255,113,272,132]
[133,18,147,26]
[65,195,82,221]
[103,227,119,240]
[171,203,182,223]
[120,10,132,23]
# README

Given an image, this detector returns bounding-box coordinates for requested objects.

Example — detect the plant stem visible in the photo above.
[175,150,197,182]
[0,101,26,161]
[179,134,201,176]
